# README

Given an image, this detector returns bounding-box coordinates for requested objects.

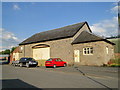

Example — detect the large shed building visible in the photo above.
[17,22,114,66]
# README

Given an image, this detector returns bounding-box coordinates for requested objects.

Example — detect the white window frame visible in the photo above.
[83,47,93,55]
[20,46,23,51]
[106,46,108,54]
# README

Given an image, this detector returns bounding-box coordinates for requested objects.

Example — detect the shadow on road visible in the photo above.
[1,79,42,90]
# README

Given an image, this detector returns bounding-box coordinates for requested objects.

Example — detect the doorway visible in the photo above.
[74,50,80,62]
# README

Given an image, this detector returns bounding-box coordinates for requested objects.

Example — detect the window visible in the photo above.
[19,46,23,53]
[27,58,35,61]
[83,47,93,55]
[47,59,52,61]
[106,46,108,54]
[13,55,15,58]
[57,59,62,62]
[21,46,23,50]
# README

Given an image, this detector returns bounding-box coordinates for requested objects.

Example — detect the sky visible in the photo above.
[1,2,119,51]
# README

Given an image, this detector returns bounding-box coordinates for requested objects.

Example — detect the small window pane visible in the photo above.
[83,47,93,55]
[91,49,93,54]
[88,50,89,54]
[87,48,89,50]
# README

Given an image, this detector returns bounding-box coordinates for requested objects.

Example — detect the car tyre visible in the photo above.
[13,63,16,66]
[64,63,67,67]
[26,63,29,68]
[20,63,23,67]
[53,64,56,68]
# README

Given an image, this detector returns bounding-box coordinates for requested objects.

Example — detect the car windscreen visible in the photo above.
[20,58,27,61]
[20,58,35,61]
[27,58,35,61]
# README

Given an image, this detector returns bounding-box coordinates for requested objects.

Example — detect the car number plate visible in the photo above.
[33,63,36,64]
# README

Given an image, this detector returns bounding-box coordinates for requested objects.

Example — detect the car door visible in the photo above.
[23,58,27,65]
[55,59,59,66]
[57,59,63,66]
[60,59,64,66]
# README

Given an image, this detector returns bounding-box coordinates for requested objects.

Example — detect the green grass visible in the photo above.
[108,53,120,67]
[109,64,120,67]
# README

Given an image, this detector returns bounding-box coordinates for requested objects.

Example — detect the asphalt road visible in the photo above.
[1,65,119,89]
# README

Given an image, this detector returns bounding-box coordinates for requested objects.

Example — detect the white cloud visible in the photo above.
[90,4,119,37]
[111,5,120,14]
[0,28,22,51]
[90,16,118,37]
[13,4,21,10]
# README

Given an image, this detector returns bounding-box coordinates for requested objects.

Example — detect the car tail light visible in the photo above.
[46,62,52,64]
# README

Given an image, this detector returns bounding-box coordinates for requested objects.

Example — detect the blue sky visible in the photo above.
[1,2,118,51]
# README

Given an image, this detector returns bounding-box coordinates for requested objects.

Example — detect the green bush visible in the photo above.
[108,53,120,67]
[109,64,120,67]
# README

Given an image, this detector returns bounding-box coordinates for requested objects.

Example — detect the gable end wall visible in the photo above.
[73,23,91,40]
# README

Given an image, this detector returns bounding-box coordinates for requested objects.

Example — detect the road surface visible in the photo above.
[1,65,118,89]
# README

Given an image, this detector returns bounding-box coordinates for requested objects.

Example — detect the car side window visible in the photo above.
[20,58,27,62]
[58,59,62,62]
[55,59,58,62]
[56,59,62,62]
[20,58,24,62]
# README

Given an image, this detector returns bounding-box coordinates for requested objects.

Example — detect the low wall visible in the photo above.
[36,59,46,66]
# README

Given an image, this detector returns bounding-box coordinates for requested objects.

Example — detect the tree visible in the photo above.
[10,47,17,53]
[1,49,11,55]
[0,47,17,55]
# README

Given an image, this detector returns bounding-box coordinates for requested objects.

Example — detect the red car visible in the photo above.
[45,58,67,68]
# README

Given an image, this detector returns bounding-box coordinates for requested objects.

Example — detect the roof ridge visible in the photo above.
[36,21,86,34]
[19,21,87,45]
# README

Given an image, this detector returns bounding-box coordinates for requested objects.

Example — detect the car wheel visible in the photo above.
[26,63,29,68]
[20,63,23,67]
[64,63,67,67]
[53,64,56,68]
[13,63,15,66]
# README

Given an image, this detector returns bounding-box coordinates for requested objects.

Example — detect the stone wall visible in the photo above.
[73,41,114,66]
[18,23,114,66]
[19,38,74,65]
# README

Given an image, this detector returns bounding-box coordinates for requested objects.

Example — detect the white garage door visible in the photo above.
[33,47,50,60]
